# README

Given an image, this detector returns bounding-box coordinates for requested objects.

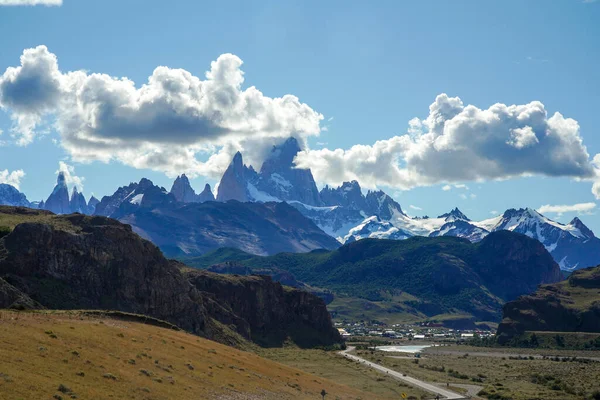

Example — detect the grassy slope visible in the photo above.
[0,206,78,233]
[0,310,380,400]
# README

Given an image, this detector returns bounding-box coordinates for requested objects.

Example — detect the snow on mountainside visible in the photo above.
[212,141,600,271]
[0,184,31,207]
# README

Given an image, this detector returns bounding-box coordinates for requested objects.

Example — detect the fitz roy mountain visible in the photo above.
[213,137,600,271]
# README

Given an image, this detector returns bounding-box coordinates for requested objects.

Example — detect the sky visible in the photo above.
[0,0,599,229]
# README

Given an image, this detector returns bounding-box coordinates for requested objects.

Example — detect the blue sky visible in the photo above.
[0,0,599,228]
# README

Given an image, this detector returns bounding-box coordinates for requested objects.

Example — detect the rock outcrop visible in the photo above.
[69,186,88,214]
[497,265,600,343]
[197,183,215,202]
[170,174,215,203]
[187,269,340,347]
[216,152,254,202]
[0,208,341,348]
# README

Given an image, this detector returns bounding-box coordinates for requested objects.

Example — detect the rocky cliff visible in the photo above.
[187,269,340,347]
[0,208,341,348]
[497,265,600,343]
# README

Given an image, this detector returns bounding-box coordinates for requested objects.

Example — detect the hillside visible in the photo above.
[0,310,376,400]
[120,200,341,257]
[497,265,600,343]
[184,231,562,322]
[0,206,340,348]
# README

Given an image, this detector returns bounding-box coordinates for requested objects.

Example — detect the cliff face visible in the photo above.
[0,208,341,348]
[186,269,340,347]
[497,265,600,343]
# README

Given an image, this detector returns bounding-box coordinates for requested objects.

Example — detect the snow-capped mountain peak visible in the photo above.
[567,217,595,239]
[0,184,30,207]
[438,207,470,222]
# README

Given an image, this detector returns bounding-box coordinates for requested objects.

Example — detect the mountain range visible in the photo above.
[2,137,600,270]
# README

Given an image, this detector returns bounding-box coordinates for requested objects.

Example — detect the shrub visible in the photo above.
[57,384,72,394]
[0,226,11,239]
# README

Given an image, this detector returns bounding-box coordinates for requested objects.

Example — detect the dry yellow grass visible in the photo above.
[0,310,381,400]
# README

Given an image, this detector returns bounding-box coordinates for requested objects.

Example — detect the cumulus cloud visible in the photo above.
[0,169,25,189]
[0,46,323,178]
[56,161,84,192]
[295,93,598,195]
[409,205,422,210]
[537,202,596,216]
[442,185,451,191]
[0,0,61,5]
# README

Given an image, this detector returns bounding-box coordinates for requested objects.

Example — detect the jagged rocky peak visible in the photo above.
[320,180,366,210]
[44,172,71,214]
[69,186,88,214]
[198,183,215,202]
[0,184,30,207]
[260,137,302,175]
[216,151,252,202]
[171,174,215,203]
[94,178,174,219]
[568,217,595,239]
[364,189,405,219]
[87,195,100,214]
[438,207,470,221]
[256,137,322,206]
[170,174,198,203]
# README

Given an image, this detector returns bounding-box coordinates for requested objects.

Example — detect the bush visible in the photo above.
[0,226,10,239]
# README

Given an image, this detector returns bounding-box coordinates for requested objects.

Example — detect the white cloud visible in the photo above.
[0,46,323,179]
[459,193,467,200]
[409,204,422,210]
[490,210,498,215]
[441,183,468,191]
[507,126,539,149]
[0,0,61,5]
[56,161,84,192]
[470,193,476,199]
[0,169,25,189]
[295,93,598,194]
[537,202,596,216]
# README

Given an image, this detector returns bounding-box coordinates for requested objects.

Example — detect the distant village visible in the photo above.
[334,320,495,341]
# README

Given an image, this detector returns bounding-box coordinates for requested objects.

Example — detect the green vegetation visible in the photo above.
[0,226,10,239]
[184,231,556,322]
